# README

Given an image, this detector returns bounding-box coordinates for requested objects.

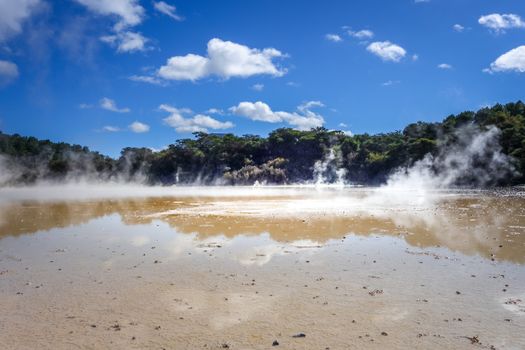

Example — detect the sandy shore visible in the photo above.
[1,187,524,349]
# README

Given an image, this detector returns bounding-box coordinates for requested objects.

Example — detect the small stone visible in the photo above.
[272,340,279,346]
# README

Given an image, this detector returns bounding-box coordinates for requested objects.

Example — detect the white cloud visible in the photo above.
[153,1,183,21]
[158,53,208,81]
[79,103,93,109]
[74,0,144,30]
[0,60,19,86]
[485,45,525,73]
[325,34,342,42]
[437,63,452,69]
[100,31,149,52]
[478,13,525,33]
[100,97,130,113]
[157,38,286,81]
[348,29,374,39]
[339,122,347,128]
[412,54,419,61]
[453,24,465,32]
[128,75,167,86]
[205,108,224,115]
[0,0,41,42]
[414,0,430,3]
[252,83,264,91]
[74,0,149,53]
[129,121,150,133]
[229,101,281,123]
[229,101,325,131]
[102,125,120,132]
[297,100,324,113]
[366,41,406,62]
[160,104,234,133]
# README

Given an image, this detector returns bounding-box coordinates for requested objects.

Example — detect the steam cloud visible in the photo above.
[312,147,347,186]
[385,125,516,190]
[0,124,518,202]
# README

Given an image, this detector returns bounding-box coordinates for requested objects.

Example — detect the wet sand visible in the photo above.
[0,187,524,349]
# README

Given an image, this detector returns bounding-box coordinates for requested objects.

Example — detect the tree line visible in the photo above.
[0,101,524,186]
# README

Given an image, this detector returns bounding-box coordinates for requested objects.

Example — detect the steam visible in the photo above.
[0,124,518,196]
[384,125,516,190]
[312,147,348,186]
[0,183,308,203]
[0,146,152,187]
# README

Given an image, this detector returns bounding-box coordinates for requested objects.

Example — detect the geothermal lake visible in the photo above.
[0,186,524,349]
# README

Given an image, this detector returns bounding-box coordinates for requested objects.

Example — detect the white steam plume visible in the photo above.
[312,147,348,186]
[385,125,516,190]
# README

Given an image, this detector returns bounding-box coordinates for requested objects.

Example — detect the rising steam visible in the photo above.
[312,147,348,186]
[0,124,519,204]
[384,125,516,190]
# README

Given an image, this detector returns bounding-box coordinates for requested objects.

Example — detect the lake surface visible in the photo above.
[1,186,524,349]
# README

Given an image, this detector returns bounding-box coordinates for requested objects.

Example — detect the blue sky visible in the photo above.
[0,0,524,157]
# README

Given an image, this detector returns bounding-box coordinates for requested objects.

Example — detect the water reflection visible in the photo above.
[0,190,524,263]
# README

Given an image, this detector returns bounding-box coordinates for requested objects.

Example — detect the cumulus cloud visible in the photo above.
[230,101,281,123]
[100,97,130,113]
[0,0,41,42]
[229,101,325,131]
[160,104,234,133]
[366,41,406,62]
[453,24,465,32]
[100,31,149,52]
[129,121,150,133]
[74,0,144,30]
[348,29,374,39]
[153,1,183,21]
[157,38,286,81]
[437,63,453,69]
[478,13,525,33]
[485,45,525,73]
[74,0,149,53]
[0,60,19,86]
[325,34,342,42]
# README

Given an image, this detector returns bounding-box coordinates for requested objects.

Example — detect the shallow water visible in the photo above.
[0,186,524,349]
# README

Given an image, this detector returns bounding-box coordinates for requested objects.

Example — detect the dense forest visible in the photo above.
[0,101,524,187]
